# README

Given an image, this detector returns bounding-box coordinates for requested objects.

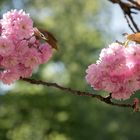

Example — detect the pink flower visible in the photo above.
[0,23,2,35]
[1,54,18,68]
[29,36,36,44]
[86,43,140,100]
[86,64,104,90]
[1,9,34,40]
[39,43,53,63]
[133,98,140,111]
[15,40,29,56]
[125,44,140,75]
[0,37,15,56]
[1,68,20,85]
[23,48,41,69]
[17,64,32,78]
[0,9,53,84]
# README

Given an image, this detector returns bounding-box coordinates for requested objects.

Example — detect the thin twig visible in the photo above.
[124,14,136,32]
[109,0,140,32]
[127,0,140,9]
[128,13,139,32]
[21,78,134,109]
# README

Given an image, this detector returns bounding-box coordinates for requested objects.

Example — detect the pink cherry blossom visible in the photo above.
[1,54,18,68]
[0,9,53,85]
[86,43,140,100]
[0,23,2,35]
[15,40,29,56]
[39,43,53,63]
[133,98,140,111]
[1,9,34,40]
[0,37,15,56]
[17,64,32,78]
[23,48,41,69]
[1,68,20,85]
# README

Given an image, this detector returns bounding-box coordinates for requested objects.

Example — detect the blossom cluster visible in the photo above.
[86,43,140,100]
[0,10,52,84]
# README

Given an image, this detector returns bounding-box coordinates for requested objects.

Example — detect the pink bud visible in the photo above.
[133,98,139,112]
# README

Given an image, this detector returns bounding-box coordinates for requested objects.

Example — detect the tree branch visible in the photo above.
[19,0,140,111]
[21,78,135,109]
[109,0,140,32]
[124,13,136,32]
[127,0,140,10]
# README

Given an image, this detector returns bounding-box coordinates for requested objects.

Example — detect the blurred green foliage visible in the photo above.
[0,0,140,140]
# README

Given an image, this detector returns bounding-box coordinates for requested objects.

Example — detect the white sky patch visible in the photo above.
[0,82,15,94]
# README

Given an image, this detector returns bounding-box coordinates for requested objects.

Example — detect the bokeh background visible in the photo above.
[0,0,140,140]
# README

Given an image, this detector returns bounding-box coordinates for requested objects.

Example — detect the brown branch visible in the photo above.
[109,0,140,11]
[127,0,140,10]
[128,13,139,31]
[109,0,140,32]
[124,14,136,32]
[21,78,134,109]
